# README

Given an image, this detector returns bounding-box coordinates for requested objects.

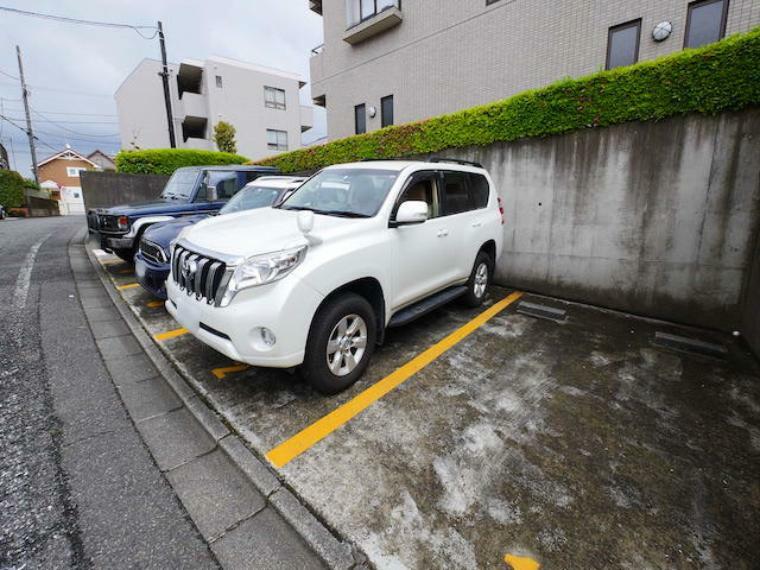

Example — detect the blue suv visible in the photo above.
[135,176,305,299]
[92,164,278,261]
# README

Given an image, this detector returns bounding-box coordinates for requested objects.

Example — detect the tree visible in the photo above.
[0,169,25,208]
[214,121,237,154]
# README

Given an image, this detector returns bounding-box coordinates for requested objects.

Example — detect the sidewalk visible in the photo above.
[8,222,333,568]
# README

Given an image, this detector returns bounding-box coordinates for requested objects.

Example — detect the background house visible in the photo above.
[115,56,314,161]
[37,146,99,215]
[87,149,116,171]
[309,0,760,139]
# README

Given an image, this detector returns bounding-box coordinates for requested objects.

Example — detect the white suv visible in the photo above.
[166,159,504,393]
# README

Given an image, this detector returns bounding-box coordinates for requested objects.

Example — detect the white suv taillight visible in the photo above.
[497,197,505,225]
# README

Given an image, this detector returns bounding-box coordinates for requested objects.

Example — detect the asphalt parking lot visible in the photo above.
[93,244,760,569]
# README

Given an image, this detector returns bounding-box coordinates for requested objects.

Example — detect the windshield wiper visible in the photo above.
[316,210,370,218]
[280,205,316,212]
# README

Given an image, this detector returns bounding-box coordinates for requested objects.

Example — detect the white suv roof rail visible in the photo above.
[428,157,484,169]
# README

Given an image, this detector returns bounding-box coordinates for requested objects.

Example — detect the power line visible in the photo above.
[0,67,18,80]
[0,80,114,98]
[0,6,159,39]
[0,112,77,154]
[32,108,119,137]
[34,132,121,144]
[0,112,27,135]
[4,115,118,125]
[0,108,117,118]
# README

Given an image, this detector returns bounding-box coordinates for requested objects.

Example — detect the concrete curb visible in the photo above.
[79,234,357,570]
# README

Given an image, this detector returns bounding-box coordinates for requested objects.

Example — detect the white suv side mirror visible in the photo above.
[394,201,428,226]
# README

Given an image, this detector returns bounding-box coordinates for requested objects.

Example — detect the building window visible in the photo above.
[685,0,729,48]
[267,129,288,151]
[264,86,286,110]
[346,0,399,27]
[354,103,367,134]
[606,19,641,70]
[381,95,394,128]
[66,167,87,177]
[215,75,223,88]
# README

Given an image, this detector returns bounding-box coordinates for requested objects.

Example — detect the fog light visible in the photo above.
[260,328,276,347]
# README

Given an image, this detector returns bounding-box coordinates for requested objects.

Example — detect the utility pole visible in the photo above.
[157,21,176,148]
[16,45,39,184]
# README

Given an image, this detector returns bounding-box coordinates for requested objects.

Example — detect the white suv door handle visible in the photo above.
[437,229,449,238]
[472,222,482,228]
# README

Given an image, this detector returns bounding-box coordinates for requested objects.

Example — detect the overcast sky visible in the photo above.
[0,0,325,178]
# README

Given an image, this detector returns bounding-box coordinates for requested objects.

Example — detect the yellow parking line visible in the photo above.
[212,363,250,380]
[116,283,140,291]
[146,300,165,308]
[117,268,133,275]
[504,554,540,570]
[266,291,523,468]
[153,327,189,341]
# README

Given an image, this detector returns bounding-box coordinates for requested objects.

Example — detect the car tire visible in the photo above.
[462,251,493,307]
[301,293,376,395]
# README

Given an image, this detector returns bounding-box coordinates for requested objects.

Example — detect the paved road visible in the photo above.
[0,217,217,569]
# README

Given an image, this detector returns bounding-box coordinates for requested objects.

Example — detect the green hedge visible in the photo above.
[115,149,249,175]
[256,27,760,173]
[0,170,25,208]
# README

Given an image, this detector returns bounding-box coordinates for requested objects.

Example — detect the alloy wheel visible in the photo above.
[326,314,368,377]
[474,262,488,298]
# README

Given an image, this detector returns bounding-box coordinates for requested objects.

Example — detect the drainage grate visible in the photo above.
[653,332,727,359]
[516,301,567,323]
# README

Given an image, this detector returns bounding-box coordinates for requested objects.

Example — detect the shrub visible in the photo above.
[0,169,25,208]
[255,27,760,173]
[115,148,249,175]
[23,178,40,190]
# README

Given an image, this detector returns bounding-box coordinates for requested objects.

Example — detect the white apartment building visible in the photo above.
[309,0,760,140]
[116,56,314,161]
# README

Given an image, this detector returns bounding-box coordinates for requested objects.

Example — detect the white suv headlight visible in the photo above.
[228,245,307,293]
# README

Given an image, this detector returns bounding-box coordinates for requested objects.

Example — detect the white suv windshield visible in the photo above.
[220,185,283,214]
[280,168,398,218]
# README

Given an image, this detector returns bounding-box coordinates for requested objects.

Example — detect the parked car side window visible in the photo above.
[440,171,474,216]
[468,173,490,209]
[394,172,440,220]
[199,171,240,201]
[244,171,268,184]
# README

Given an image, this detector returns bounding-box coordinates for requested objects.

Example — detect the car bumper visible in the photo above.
[135,252,169,299]
[98,231,134,252]
[165,276,324,368]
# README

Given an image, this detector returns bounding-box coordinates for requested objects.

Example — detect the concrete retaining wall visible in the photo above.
[28,196,60,217]
[743,228,760,357]
[81,171,170,210]
[436,108,760,332]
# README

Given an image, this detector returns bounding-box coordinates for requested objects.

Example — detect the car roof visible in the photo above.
[176,165,278,172]
[243,176,306,189]
[321,160,486,173]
